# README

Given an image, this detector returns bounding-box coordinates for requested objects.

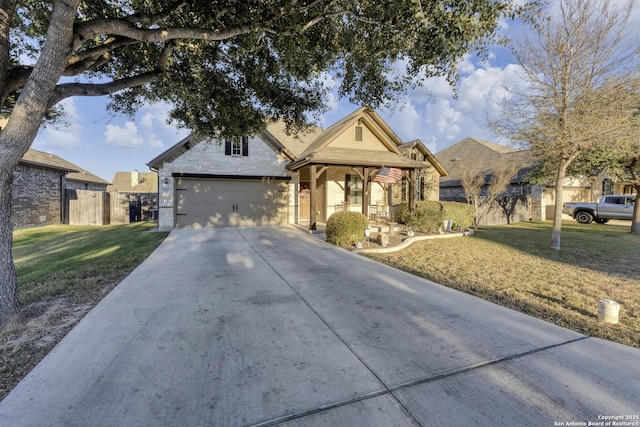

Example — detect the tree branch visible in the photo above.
[49,71,165,107]
[76,18,253,46]
[49,42,175,107]
[121,0,187,26]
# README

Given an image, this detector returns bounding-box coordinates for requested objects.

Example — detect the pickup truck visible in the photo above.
[562,195,636,224]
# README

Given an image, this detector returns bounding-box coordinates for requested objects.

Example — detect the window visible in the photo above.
[604,196,624,204]
[345,174,363,205]
[231,139,242,156]
[225,136,249,156]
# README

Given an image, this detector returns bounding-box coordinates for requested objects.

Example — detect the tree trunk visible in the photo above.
[632,185,640,235]
[551,161,569,250]
[0,168,19,328]
[0,0,80,330]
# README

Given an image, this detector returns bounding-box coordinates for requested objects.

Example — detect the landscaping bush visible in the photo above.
[397,201,443,232]
[398,201,475,232]
[326,211,369,246]
[441,201,476,231]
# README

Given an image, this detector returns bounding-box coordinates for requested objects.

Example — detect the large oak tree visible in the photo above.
[0,0,526,328]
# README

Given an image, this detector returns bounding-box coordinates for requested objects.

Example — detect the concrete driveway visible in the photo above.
[1,226,639,426]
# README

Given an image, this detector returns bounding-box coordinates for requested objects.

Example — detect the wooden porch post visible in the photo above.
[309,164,317,230]
[408,169,416,211]
[363,167,369,219]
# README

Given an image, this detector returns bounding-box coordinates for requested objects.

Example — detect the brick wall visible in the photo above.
[66,180,107,191]
[12,164,64,229]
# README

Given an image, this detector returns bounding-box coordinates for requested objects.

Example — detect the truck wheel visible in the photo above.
[594,218,609,224]
[575,211,594,224]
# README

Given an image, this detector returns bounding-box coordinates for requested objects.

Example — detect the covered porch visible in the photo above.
[290,156,424,231]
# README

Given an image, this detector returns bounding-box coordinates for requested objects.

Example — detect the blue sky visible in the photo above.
[32,0,631,184]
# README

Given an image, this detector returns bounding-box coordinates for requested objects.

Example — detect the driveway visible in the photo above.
[1,226,639,426]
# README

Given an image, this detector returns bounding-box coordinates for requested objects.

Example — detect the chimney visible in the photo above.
[131,170,139,187]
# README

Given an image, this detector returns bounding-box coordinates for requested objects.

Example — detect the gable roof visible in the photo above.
[285,107,429,171]
[435,137,532,187]
[263,120,323,160]
[399,139,448,176]
[20,148,109,185]
[148,107,449,176]
[108,171,158,192]
[147,134,198,171]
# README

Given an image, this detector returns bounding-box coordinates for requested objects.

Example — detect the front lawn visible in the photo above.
[365,221,640,348]
[13,222,168,304]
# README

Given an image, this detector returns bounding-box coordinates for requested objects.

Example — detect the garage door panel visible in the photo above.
[175,178,288,228]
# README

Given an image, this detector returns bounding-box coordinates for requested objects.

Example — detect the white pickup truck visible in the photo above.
[562,195,636,224]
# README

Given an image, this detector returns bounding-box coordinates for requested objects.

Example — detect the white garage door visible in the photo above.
[175,178,289,228]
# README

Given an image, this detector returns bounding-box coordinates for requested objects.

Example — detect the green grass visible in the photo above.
[13,223,169,304]
[366,221,640,348]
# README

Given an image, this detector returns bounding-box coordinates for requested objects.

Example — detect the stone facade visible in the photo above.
[12,164,65,229]
[157,136,294,230]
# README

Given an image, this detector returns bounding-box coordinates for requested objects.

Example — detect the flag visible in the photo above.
[374,167,403,184]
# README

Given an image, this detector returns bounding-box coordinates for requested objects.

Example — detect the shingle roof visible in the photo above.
[435,137,532,187]
[287,147,424,169]
[107,171,158,192]
[263,121,322,159]
[399,139,448,177]
[20,148,109,185]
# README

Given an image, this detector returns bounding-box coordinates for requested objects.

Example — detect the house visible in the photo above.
[13,148,109,229]
[107,171,159,222]
[148,107,448,230]
[435,137,609,225]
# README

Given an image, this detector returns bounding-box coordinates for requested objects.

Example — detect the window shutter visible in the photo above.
[242,136,249,156]
[224,140,231,155]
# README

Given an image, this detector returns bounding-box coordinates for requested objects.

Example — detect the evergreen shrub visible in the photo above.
[325,211,369,246]
[441,201,476,231]
[398,201,475,232]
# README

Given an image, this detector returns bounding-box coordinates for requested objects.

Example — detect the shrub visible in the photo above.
[326,211,369,246]
[398,201,476,232]
[441,201,476,231]
[397,201,442,232]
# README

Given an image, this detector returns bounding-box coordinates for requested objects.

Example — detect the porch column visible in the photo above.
[408,169,416,211]
[363,167,370,219]
[309,164,317,230]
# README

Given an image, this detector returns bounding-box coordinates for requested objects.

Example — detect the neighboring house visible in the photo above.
[107,171,159,222]
[148,107,448,230]
[13,148,109,229]
[436,137,536,225]
[435,137,614,225]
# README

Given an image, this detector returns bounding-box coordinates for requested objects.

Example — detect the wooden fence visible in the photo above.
[64,190,157,226]
[65,189,110,225]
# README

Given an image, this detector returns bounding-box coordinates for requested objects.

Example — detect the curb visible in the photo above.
[352,229,474,254]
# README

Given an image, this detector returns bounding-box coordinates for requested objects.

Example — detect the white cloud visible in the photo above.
[104,102,187,149]
[34,99,85,149]
[105,121,145,148]
[342,53,530,154]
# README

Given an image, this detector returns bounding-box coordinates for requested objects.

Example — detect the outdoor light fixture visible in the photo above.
[163,177,169,185]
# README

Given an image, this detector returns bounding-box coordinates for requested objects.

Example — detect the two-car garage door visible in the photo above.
[175,177,289,228]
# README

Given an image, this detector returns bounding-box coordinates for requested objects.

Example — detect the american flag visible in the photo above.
[374,167,403,184]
